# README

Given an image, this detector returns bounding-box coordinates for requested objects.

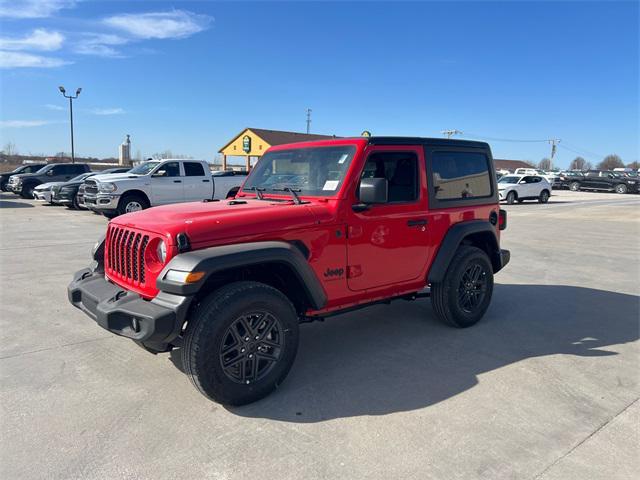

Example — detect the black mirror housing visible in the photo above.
[359,177,388,204]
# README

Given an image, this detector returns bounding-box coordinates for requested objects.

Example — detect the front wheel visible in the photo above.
[20,184,36,199]
[506,191,516,205]
[569,182,580,192]
[181,282,299,405]
[615,184,627,194]
[116,193,149,216]
[539,189,550,203]
[430,246,494,328]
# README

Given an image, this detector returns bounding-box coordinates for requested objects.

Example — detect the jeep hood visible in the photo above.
[112,199,329,246]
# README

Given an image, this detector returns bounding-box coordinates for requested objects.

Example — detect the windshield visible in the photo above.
[69,173,93,182]
[499,176,520,184]
[243,145,357,196]
[128,161,160,175]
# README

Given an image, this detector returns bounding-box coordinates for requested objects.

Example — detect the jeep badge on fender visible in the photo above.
[68,136,510,406]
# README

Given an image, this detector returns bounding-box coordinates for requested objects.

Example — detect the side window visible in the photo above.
[50,165,65,175]
[431,151,492,200]
[184,162,205,177]
[532,177,541,183]
[71,165,86,174]
[521,176,532,183]
[361,151,419,203]
[162,162,181,177]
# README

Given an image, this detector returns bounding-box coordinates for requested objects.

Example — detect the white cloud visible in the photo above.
[104,10,212,40]
[0,0,76,19]
[0,51,70,68]
[74,33,128,57]
[90,108,125,116]
[0,29,64,51]
[0,120,51,128]
[44,104,65,111]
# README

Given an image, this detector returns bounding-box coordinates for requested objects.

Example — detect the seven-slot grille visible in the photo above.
[106,225,151,284]
[84,180,98,195]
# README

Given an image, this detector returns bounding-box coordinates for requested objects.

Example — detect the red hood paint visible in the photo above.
[111,198,337,247]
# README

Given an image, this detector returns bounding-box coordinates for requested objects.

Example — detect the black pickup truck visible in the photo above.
[568,170,639,194]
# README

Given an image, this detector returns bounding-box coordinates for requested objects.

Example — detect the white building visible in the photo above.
[118,134,131,166]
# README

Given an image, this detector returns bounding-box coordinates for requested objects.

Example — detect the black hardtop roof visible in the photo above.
[366,136,490,148]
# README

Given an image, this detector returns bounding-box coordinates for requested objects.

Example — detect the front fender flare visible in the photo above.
[156,241,327,309]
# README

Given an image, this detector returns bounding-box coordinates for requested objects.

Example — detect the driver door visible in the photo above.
[346,146,429,291]
[150,161,185,205]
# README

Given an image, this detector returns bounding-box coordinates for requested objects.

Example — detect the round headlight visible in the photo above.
[98,182,117,193]
[156,240,167,263]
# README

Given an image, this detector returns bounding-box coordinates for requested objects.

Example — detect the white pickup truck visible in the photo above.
[83,159,246,217]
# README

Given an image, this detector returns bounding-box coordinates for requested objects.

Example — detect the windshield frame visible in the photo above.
[241,144,358,198]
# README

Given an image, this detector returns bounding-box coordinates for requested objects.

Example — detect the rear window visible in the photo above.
[431,151,492,200]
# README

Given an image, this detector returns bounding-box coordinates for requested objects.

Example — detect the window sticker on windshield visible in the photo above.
[338,154,349,164]
[323,180,339,190]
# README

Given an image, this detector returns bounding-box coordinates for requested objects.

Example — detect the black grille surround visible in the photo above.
[84,180,98,195]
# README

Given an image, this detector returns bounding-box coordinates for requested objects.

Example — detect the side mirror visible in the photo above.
[354,178,388,211]
[46,170,54,176]
[518,180,526,184]
[153,170,167,177]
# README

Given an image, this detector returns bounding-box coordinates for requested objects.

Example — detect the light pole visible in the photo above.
[58,86,82,163]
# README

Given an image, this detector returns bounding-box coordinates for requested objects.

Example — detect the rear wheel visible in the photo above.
[539,189,550,203]
[182,281,299,405]
[431,246,494,328]
[116,193,149,216]
[569,182,580,191]
[615,184,627,194]
[506,191,516,205]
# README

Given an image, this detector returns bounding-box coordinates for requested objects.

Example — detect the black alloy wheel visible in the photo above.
[457,262,489,314]
[219,311,284,385]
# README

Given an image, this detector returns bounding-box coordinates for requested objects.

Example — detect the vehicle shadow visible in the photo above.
[0,199,33,208]
[170,284,639,422]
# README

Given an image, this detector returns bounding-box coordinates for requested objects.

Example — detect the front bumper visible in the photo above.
[83,192,120,210]
[34,190,52,202]
[68,267,192,349]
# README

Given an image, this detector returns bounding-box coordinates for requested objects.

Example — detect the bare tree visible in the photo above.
[538,158,552,170]
[626,161,639,170]
[569,157,586,170]
[2,141,17,156]
[598,154,624,170]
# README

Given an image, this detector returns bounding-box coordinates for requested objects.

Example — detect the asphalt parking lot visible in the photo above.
[1,189,638,479]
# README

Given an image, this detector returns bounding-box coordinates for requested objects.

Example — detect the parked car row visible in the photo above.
[2,159,247,217]
[559,170,639,194]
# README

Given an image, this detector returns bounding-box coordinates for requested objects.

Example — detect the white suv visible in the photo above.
[498,175,551,204]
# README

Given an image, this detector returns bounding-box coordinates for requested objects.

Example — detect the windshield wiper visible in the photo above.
[248,186,265,200]
[273,187,304,204]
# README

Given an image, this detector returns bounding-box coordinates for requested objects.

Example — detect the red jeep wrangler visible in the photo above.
[69,137,509,405]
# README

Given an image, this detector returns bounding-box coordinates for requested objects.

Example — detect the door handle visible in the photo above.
[202,179,210,182]
[173,180,182,183]
[407,219,427,227]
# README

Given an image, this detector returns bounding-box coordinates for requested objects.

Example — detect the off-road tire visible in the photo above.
[538,189,550,203]
[615,184,627,194]
[181,281,299,405]
[68,195,79,210]
[569,182,580,192]
[116,193,149,216]
[430,246,494,328]
[506,191,516,205]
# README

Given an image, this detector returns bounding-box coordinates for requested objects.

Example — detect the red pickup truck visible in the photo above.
[69,136,509,405]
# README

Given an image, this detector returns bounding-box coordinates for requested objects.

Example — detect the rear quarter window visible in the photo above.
[431,151,492,200]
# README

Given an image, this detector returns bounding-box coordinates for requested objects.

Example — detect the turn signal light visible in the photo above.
[164,270,206,284]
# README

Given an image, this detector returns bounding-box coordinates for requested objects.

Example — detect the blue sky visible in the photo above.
[0,1,638,167]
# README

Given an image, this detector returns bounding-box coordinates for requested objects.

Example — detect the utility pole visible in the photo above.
[58,86,82,163]
[548,138,561,170]
[441,129,463,139]
[306,108,312,134]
